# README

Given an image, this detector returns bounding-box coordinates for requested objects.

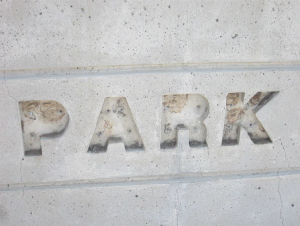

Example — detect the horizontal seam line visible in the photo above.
[1,61,300,80]
[1,167,300,192]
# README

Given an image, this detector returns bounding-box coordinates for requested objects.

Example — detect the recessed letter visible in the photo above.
[222,92,278,145]
[19,100,69,156]
[160,94,209,149]
[88,97,144,152]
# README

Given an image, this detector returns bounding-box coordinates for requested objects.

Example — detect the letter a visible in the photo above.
[88,97,144,152]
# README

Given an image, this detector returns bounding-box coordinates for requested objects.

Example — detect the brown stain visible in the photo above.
[104,120,113,135]
[226,93,239,106]
[227,108,244,123]
[163,94,189,113]
[21,101,38,120]
[20,100,67,123]
[104,120,112,129]
[249,92,262,106]
[40,101,66,123]
[21,101,39,113]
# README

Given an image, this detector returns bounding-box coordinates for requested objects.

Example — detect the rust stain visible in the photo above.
[104,120,113,136]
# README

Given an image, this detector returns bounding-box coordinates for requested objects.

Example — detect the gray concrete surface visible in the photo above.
[1,0,300,70]
[1,0,300,225]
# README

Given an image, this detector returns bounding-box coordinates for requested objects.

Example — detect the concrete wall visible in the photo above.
[1,0,300,225]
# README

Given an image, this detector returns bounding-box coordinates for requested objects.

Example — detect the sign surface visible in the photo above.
[0,67,298,185]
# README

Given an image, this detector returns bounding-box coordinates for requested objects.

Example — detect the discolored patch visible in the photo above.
[226,93,240,106]
[226,108,244,123]
[20,100,67,124]
[249,92,262,106]
[19,100,69,156]
[222,92,278,145]
[163,94,189,113]
[161,94,209,149]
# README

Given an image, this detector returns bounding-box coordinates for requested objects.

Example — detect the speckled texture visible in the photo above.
[1,0,300,225]
[2,70,300,184]
[1,0,300,70]
[2,68,300,226]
